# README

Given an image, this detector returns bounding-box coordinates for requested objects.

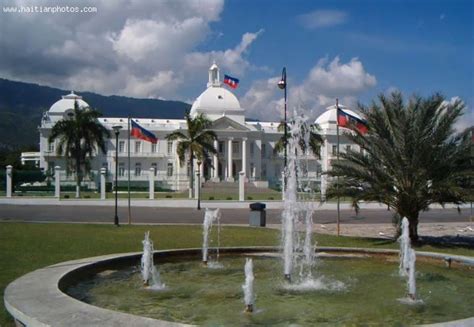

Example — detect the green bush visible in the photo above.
[165,195,172,198]
[247,196,253,200]
[268,197,274,200]
[208,196,214,200]
[226,196,232,200]
[63,194,70,199]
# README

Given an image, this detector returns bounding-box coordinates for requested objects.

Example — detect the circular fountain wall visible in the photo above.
[4,247,474,327]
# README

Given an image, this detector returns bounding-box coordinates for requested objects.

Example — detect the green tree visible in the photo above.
[48,101,110,198]
[166,112,217,198]
[327,92,471,242]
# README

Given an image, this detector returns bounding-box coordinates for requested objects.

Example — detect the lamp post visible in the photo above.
[197,160,202,210]
[278,67,287,170]
[112,125,123,226]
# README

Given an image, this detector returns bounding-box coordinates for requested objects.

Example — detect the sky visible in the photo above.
[0,0,472,129]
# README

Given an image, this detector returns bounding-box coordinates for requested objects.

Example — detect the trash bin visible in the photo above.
[249,202,266,227]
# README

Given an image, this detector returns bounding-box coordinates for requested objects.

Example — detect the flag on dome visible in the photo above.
[337,107,369,134]
[131,120,158,143]
[223,74,239,89]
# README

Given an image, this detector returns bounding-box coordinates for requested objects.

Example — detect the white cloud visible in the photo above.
[0,0,265,100]
[242,56,376,121]
[298,10,348,29]
[184,29,264,76]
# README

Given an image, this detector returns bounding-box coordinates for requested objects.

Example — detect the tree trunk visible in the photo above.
[189,152,194,199]
[407,214,419,243]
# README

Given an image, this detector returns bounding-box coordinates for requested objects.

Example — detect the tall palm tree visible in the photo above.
[327,92,471,242]
[166,112,217,198]
[48,101,110,198]
[274,120,324,158]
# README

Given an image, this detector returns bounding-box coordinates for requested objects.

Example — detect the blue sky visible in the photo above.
[0,0,472,128]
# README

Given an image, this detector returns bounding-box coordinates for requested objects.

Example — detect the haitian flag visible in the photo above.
[337,108,369,134]
[131,120,158,143]
[223,74,239,89]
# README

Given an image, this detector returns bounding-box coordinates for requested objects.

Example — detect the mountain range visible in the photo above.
[0,78,191,150]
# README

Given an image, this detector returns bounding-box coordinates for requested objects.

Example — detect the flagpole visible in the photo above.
[336,98,341,237]
[128,116,131,225]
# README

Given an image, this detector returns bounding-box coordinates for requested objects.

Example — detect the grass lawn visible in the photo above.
[1,223,473,326]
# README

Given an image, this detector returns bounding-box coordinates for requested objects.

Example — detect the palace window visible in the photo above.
[48,142,54,153]
[151,163,157,176]
[346,145,351,152]
[219,141,224,153]
[135,163,142,176]
[332,145,337,155]
[167,163,173,177]
[250,142,254,156]
[135,141,141,153]
[167,141,173,155]
[118,141,125,153]
[261,144,266,158]
[118,163,125,177]
[151,143,157,153]
[262,163,267,178]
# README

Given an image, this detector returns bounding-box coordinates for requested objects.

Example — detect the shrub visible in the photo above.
[226,196,232,200]
[208,196,214,200]
[165,195,172,198]
[63,194,70,199]
[84,195,91,199]
[247,196,253,200]
[268,197,274,200]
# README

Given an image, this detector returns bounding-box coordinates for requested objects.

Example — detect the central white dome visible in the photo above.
[190,63,245,123]
[191,86,241,113]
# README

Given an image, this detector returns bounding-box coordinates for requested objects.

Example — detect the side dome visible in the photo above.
[315,104,363,127]
[49,91,89,115]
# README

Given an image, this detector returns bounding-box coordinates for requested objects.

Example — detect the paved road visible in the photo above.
[0,205,471,225]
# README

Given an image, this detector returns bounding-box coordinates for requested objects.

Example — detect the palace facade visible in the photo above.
[37,64,363,196]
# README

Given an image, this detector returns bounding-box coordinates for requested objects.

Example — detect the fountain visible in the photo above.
[397,218,423,304]
[141,231,165,290]
[281,112,318,284]
[398,217,411,277]
[242,258,255,313]
[202,208,221,266]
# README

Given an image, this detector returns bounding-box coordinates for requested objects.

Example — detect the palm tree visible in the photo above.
[274,120,324,158]
[166,112,218,199]
[327,92,471,242]
[48,101,110,198]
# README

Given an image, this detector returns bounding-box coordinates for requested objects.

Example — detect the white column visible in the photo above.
[227,137,234,182]
[242,137,247,177]
[149,167,155,200]
[239,171,245,201]
[6,165,12,198]
[213,139,219,181]
[100,168,106,200]
[54,166,61,198]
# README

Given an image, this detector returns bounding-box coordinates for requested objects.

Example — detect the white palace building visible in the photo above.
[36,64,363,196]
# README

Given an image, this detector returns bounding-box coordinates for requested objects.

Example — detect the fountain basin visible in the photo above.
[4,247,474,327]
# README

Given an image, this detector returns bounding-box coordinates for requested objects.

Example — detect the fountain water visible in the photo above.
[398,217,411,277]
[281,112,317,283]
[141,231,165,290]
[397,218,423,304]
[242,258,255,313]
[202,208,221,266]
